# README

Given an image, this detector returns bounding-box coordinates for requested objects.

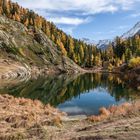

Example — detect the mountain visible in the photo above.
[0,15,82,79]
[122,22,140,39]
[0,0,139,75]
[95,21,140,50]
[82,38,111,50]
[0,0,99,68]
[96,21,140,50]
[96,39,112,50]
[85,21,140,50]
[82,38,97,45]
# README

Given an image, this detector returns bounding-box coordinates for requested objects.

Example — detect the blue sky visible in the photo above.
[13,0,140,41]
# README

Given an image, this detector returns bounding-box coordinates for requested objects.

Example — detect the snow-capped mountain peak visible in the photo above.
[82,38,112,50]
[82,21,140,50]
[96,39,112,50]
[122,21,140,39]
[82,38,97,45]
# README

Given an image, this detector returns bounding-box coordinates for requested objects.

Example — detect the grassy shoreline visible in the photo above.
[0,94,140,140]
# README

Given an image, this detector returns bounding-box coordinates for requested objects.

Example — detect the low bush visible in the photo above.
[129,57,140,68]
[88,101,140,122]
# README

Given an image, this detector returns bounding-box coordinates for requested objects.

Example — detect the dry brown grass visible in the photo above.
[88,101,140,122]
[0,94,66,139]
[1,94,140,139]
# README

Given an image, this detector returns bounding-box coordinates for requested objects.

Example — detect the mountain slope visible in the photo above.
[97,22,140,49]
[82,38,96,45]
[0,15,82,79]
[122,22,140,39]
[0,0,99,67]
[85,21,140,50]
[96,39,112,50]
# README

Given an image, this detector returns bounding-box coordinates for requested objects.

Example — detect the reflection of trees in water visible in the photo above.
[0,73,138,106]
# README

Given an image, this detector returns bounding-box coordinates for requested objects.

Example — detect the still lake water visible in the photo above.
[0,73,139,116]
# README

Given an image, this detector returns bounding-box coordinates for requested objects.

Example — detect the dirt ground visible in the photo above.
[45,103,140,140]
[50,115,140,140]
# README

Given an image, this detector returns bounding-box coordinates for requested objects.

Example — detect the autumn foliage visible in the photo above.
[0,0,140,68]
[0,0,100,67]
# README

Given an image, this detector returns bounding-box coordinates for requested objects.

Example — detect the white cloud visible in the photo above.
[118,25,129,29]
[60,26,76,35]
[130,13,140,18]
[114,0,137,10]
[13,0,139,15]
[12,0,140,36]
[47,17,89,25]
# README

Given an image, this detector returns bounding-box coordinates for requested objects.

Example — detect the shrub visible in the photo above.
[129,57,140,68]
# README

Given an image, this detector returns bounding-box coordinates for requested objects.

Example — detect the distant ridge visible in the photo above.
[122,22,140,39]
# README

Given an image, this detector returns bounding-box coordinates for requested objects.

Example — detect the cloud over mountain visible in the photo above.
[12,0,140,38]
[13,0,138,14]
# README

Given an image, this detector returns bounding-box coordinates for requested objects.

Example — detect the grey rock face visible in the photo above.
[0,15,82,80]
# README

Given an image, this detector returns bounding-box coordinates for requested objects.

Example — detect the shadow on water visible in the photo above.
[0,73,139,115]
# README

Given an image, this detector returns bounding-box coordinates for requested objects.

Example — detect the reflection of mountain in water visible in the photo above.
[0,73,139,107]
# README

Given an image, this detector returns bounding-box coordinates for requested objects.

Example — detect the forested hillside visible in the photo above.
[0,0,101,67]
[101,35,140,70]
[0,0,140,70]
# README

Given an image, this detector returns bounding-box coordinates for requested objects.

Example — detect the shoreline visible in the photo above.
[0,60,140,139]
[0,58,85,81]
[0,61,120,81]
[0,94,140,140]
[1,57,137,82]
[0,61,139,91]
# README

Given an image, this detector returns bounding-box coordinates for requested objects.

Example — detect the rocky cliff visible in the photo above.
[0,16,82,80]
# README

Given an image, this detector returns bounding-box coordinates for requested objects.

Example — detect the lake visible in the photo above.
[0,73,139,116]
